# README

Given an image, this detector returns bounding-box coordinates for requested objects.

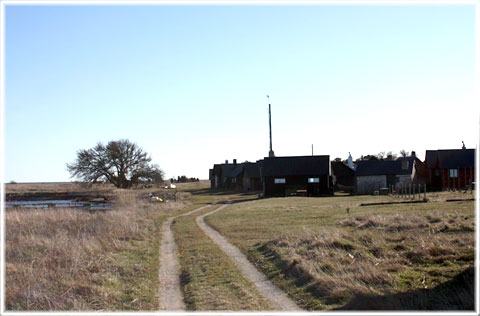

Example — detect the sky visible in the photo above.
[2,3,478,182]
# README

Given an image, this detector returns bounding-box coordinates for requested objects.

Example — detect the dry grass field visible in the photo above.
[206,191,475,310]
[5,182,116,200]
[4,181,476,311]
[5,188,190,311]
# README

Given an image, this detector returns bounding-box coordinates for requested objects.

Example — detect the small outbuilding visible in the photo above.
[262,155,332,197]
[424,148,475,190]
[209,159,245,190]
[354,155,426,195]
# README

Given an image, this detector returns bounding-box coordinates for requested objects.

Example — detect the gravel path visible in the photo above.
[158,204,213,310]
[196,203,302,311]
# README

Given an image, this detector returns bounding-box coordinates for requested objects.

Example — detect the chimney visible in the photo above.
[233,159,237,165]
[411,151,416,158]
[386,154,393,161]
[225,160,228,164]
[462,141,466,149]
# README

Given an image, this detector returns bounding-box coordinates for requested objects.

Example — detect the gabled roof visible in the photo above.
[425,150,438,168]
[229,164,244,177]
[424,149,475,169]
[437,149,475,169]
[221,164,244,178]
[355,159,413,177]
[331,161,354,177]
[244,161,263,178]
[263,155,330,177]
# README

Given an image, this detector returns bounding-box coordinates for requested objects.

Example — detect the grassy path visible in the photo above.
[172,197,272,311]
[197,202,302,311]
[158,204,212,310]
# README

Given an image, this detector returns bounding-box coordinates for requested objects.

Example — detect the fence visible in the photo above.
[390,183,427,201]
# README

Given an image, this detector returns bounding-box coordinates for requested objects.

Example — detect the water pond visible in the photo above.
[5,200,112,210]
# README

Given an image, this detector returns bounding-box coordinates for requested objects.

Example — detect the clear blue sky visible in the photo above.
[3,3,477,182]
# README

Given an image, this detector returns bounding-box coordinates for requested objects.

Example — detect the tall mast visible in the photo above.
[267,95,275,157]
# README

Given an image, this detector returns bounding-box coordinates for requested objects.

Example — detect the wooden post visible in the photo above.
[413,183,416,200]
[470,167,473,189]
[441,170,444,191]
[424,183,427,201]
[447,172,450,191]
[471,167,474,193]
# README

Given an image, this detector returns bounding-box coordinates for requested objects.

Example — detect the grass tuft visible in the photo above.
[5,189,188,311]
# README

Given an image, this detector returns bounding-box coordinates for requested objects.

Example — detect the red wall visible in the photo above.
[440,168,475,189]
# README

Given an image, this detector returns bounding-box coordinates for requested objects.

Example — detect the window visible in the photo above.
[401,161,409,170]
[449,169,458,178]
[308,178,320,183]
[274,178,286,184]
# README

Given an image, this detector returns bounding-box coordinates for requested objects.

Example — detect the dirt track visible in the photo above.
[196,203,302,311]
[158,204,211,310]
[159,201,301,311]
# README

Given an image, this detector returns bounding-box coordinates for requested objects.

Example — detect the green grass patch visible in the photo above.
[205,192,475,310]
[172,206,271,311]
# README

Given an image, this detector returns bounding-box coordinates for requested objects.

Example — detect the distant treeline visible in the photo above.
[171,176,200,183]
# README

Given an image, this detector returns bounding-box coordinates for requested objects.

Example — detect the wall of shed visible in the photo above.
[440,168,475,189]
[356,175,386,195]
[264,175,330,197]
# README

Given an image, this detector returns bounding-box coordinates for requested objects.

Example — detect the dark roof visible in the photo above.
[424,149,475,169]
[263,155,330,177]
[355,159,413,177]
[244,161,263,178]
[230,164,244,177]
[221,163,244,178]
[437,149,475,169]
[331,161,354,177]
[425,150,438,168]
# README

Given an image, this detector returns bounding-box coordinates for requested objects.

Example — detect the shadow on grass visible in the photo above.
[256,242,474,311]
[337,266,474,311]
[184,187,261,198]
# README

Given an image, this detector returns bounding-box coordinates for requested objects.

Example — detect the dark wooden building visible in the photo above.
[209,159,244,190]
[262,155,332,197]
[424,148,475,190]
[242,160,263,191]
[331,161,354,192]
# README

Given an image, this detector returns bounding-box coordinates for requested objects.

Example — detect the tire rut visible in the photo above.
[196,203,302,311]
[158,204,212,310]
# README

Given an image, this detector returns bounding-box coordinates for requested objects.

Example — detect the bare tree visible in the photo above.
[399,149,410,158]
[67,139,164,188]
[386,151,398,160]
[377,152,386,160]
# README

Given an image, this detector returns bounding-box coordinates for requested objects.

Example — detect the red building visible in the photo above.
[424,148,475,190]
